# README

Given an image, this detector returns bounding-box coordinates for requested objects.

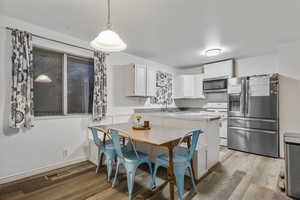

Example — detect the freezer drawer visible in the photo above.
[286,143,300,199]
[228,127,249,152]
[228,127,279,157]
[228,117,278,131]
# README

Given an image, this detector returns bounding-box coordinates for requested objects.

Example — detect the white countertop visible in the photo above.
[143,112,221,121]
[285,132,300,138]
[284,132,300,144]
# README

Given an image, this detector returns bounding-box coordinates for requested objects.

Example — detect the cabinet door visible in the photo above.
[147,68,156,96]
[204,60,233,79]
[174,75,195,98]
[183,75,194,97]
[134,65,147,96]
[174,76,184,98]
[194,74,204,98]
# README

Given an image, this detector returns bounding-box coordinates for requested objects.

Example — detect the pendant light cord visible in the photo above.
[107,0,112,29]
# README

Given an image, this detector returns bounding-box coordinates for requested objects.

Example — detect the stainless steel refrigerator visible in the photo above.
[227,73,279,158]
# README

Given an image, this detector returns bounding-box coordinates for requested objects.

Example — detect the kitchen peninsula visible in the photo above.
[135,111,221,179]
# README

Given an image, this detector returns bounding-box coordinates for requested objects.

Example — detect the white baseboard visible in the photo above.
[0,157,88,185]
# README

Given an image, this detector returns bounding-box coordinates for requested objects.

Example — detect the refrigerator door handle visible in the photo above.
[229,117,277,123]
[240,94,244,115]
[245,79,250,115]
[229,126,277,134]
[240,79,245,115]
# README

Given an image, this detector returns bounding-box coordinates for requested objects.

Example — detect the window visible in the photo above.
[67,56,94,114]
[33,48,63,116]
[33,47,94,116]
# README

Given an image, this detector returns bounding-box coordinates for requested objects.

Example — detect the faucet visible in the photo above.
[162,100,168,112]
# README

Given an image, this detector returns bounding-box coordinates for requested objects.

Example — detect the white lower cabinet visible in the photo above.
[219,118,228,146]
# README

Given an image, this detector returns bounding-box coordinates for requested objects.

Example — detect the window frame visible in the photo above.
[33,46,94,120]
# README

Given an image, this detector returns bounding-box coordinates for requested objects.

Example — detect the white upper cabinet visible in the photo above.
[135,65,147,96]
[203,59,234,79]
[174,74,205,99]
[174,75,194,98]
[194,74,205,98]
[126,64,156,97]
[147,68,156,97]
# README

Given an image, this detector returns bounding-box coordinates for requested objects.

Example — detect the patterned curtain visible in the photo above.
[150,71,173,105]
[10,30,34,128]
[92,51,107,121]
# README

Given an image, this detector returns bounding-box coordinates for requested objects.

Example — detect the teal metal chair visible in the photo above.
[110,129,153,200]
[89,127,117,181]
[151,130,202,200]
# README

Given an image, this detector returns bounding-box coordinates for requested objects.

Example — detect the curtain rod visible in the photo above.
[5,26,94,53]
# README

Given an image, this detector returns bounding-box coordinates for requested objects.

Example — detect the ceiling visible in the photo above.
[1,0,300,67]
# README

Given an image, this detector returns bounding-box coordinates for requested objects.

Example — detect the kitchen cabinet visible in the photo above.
[125,64,156,97]
[203,59,234,79]
[194,74,205,98]
[174,74,205,99]
[219,118,228,146]
[174,75,194,98]
[147,68,156,97]
[141,113,220,179]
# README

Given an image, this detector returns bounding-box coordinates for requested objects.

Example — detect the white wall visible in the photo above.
[277,41,300,157]
[0,15,176,182]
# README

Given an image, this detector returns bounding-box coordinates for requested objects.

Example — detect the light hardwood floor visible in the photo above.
[0,148,291,200]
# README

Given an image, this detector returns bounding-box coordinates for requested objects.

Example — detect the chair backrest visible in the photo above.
[89,127,104,148]
[110,129,140,160]
[110,129,124,158]
[177,130,202,161]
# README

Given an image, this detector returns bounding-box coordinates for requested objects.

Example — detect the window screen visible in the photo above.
[33,48,63,116]
[67,56,94,114]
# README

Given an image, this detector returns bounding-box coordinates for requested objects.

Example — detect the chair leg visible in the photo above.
[146,160,153,176]
[112,159,120,187]
[187,164,197,193]
[125,168,136,200]
[145,160,154,188]
[174,166,186,200]
[151,163,160,189]
[106,158,113,181]
[96,150,102,174]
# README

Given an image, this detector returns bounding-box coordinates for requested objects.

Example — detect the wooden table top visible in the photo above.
[95,123,197,146]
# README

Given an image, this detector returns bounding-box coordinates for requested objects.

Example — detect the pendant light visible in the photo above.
[90,0,127,52]
[35,74,52,83]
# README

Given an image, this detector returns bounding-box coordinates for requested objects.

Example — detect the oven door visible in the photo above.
[203,78,227,93]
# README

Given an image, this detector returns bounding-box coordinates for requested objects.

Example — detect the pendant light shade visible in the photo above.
[90,0,127,52]
[90,29,127,52]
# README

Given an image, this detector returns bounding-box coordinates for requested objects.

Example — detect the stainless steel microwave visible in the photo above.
[203,77,228,93]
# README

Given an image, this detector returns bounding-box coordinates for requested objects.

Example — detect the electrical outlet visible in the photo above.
[62,148,68,159]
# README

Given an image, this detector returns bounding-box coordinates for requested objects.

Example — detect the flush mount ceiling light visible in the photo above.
[90,0,127,52]
[204,48,222,57]
[35,74,52,83]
